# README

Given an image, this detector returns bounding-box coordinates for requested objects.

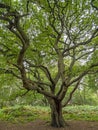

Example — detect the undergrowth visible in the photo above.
[0,105,98,123]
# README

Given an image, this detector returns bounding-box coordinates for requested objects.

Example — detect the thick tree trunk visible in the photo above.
[48,99,66,127]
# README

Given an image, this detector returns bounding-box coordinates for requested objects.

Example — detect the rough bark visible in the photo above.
[48,98,67,127]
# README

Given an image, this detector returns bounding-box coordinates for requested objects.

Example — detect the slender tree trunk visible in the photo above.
[48,98,66,127]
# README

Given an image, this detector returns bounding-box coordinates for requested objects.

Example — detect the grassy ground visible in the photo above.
[0,105,98,123]
[63,105,98,121]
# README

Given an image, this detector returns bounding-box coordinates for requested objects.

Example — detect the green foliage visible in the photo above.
[0,105,50,123]
[0,87,47,108]
[88,75,98,92]
[64,105,98,121]
[71,87,98,105]
[1,105,98,123]
[0,105,39,123]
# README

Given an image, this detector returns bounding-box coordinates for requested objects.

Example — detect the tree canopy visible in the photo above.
[0,0,98,127]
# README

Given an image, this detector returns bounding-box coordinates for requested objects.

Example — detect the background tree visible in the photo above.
[0,0,98,127]
[70,76,98,105]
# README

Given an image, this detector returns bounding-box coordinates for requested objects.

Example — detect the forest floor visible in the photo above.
[0,120,98,130]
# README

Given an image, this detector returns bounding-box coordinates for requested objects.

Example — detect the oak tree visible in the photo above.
[0,0,98,127]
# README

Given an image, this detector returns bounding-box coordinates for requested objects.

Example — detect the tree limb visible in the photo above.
[62,79,81,107]
[63,29,98,54]
[91,0,98,10]
[68,62,98,86]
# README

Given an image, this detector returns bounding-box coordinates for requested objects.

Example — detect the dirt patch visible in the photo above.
[0,120,98,130]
